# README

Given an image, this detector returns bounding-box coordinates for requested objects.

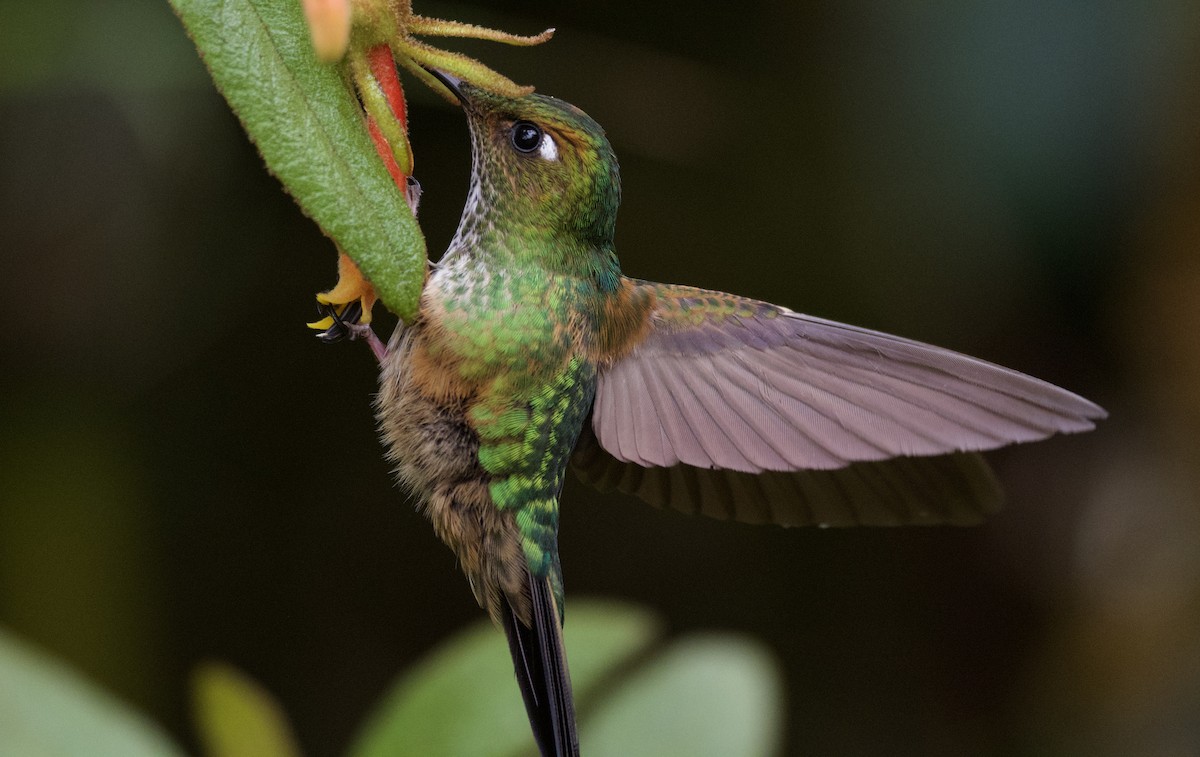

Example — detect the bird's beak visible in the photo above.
[424,68,470,108]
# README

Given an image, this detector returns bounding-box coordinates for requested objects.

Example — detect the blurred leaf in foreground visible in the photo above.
[192,662,302,757]
[581,636,784,757]
[0,626,184,757]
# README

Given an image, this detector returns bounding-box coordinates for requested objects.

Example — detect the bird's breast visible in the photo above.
[420,260,587,381]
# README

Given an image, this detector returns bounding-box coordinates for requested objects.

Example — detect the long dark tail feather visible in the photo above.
[501,574,579,757]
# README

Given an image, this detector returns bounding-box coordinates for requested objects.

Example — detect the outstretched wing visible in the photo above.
[590,281,1105,475]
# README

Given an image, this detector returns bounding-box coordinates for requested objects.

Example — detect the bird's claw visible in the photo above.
[312,300,363,343]
[313,300,387,363]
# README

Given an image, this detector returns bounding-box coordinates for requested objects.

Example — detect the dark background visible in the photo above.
[2,1,1198,754]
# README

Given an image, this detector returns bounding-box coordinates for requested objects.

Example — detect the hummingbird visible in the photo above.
[372,71,1105,757]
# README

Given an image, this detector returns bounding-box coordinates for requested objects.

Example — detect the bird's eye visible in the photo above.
[510,121,543,153]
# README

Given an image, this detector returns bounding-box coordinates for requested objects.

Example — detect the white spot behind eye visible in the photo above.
[538,133,559,162]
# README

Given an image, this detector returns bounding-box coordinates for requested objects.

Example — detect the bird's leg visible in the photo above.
[357,322,389,364]
[343,315,388,364]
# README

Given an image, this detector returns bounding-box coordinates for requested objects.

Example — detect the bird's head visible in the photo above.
[431,71,621,249]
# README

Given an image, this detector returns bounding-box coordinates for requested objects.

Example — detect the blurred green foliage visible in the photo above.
[193,662,302,757]
[2,0,1199,755]
[0,603,782,756]
[0,626,184,757]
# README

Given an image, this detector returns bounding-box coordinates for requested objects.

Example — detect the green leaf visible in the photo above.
[581,635,785,757]
[0,626,185,757]
[170,0,425,321]
[192,662,302,757]
[348,600,662,757]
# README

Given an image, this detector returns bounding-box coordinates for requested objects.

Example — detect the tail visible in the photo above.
[500,573,579,757]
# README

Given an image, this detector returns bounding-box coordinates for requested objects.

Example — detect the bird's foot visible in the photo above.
[311,299,388,363]
[308,250,390,362]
